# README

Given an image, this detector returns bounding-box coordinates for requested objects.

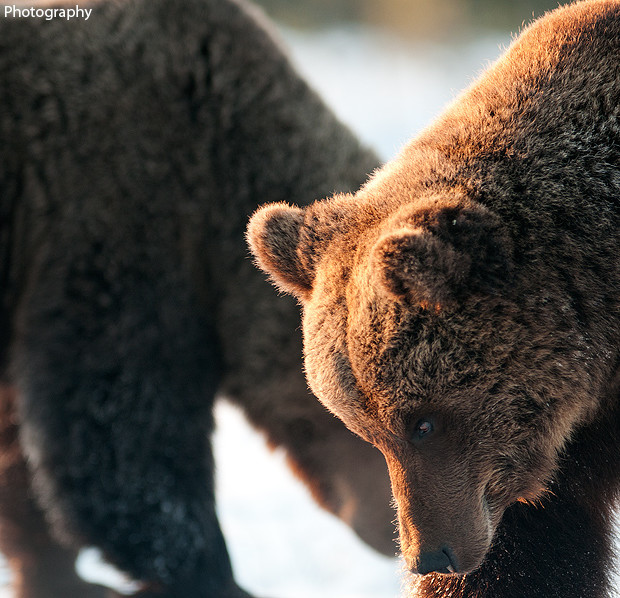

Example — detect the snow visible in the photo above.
[0,20,618,598]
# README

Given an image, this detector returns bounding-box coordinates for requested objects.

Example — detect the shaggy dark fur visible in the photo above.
[248,1,620,596]
[0,0,396,596]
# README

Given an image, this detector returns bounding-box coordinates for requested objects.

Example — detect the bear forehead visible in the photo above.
[346,306,491,410]
[305,283,493,430]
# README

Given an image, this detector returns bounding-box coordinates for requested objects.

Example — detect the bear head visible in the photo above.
[248,186,601,576]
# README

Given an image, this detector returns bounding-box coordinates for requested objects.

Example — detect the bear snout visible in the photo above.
[385,451,493,576]
[403,532,488,576]
[399,497,493,576]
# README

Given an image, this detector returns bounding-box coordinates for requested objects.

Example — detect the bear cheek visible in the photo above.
[302,313,374,440]
[382,447,493,575]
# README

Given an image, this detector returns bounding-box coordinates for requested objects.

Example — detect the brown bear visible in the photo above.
[0,0,395,596]
[248,1,620,597]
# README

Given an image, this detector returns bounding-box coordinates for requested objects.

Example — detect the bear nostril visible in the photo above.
[416,546,459,575]
[443,546,459,574]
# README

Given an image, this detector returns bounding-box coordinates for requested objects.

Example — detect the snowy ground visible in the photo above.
[1,19,618,598]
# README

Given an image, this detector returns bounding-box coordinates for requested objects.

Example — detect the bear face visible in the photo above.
[248,0,620,579]
[248,190,597,575]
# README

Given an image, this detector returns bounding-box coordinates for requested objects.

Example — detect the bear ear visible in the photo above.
[372,200,513,308]
[246,202,313,299]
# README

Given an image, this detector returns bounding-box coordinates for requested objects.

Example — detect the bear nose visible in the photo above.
[417,546,458,575]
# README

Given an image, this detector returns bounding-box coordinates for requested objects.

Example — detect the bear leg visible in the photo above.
[12,247,248,597]
[0,385,108,598]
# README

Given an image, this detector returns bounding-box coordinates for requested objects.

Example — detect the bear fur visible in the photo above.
[0,0,396,596]
[248,1,620,596]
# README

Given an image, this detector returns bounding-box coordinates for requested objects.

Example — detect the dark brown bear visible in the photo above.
[248,1,620,597]
[0,0,394,596]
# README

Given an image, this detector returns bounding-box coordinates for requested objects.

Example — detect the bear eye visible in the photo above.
[414,418,434,440]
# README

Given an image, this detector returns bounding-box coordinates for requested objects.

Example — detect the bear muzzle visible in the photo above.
[384,450,493,576]
[399,503,493,576]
